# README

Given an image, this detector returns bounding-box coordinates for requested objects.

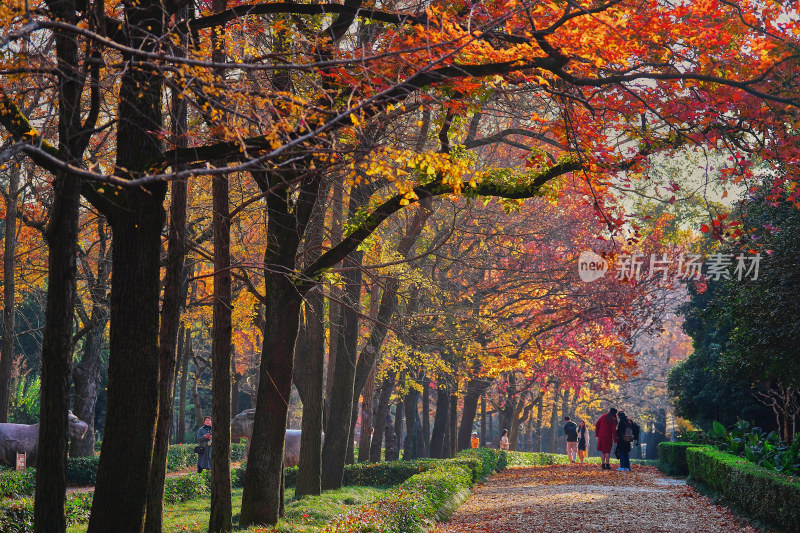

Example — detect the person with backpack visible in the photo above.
[594,407,617,470]
[615,411,639,471]
[563,416,578,463]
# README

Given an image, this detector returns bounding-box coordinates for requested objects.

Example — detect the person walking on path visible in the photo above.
[471,432,480,448]
[563,416,578,463]
[594,407,617,470]
[499,429,510,450]
[577,420,589,463]
[196,415,212,473]
[615,412,639,471]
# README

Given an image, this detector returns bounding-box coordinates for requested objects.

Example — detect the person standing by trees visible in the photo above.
[577,421,589,464]
[499,429,510,450]
[563,416,578,463]
[615,412,638,472]
[196,416,212,474]
[595,408,618,470]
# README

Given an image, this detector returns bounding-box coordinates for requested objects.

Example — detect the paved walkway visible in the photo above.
[432,464,756,533]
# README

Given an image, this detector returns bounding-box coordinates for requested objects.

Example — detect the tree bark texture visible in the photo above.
[70,219,110,457]
[369,370,395,462]
[321,247,364,489]
[144,61,189,533]
[429,386,449,458]
[0,166,18,424]
[458,378,489,452]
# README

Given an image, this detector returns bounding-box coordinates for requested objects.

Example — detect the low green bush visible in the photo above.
[0,493,93,532]
[658,442,705,476]
[687,446,800,532]
[163,471,211,504]
[505,451,570,466]
[66,456,99,485]
[456,448,507,480]
[329,462,474,532]
[0,469,35,498]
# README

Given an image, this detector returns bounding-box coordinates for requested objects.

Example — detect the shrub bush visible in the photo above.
[66,456,99,485]
[505,451,570,467]
[456,448,506,480]
[0,493,93,532]
[687,446,800,532]
[163,471,211,504]
[328,462,474,532]
[0,469,35,498]
[658,442,705,475]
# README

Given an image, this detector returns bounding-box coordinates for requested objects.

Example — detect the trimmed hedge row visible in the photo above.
[327,449,507,532]
[0,493,93,532]
[658,442,705,476]
[0,443,247,493]
[686,446,800,532]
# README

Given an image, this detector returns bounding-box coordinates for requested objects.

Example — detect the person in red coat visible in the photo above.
[594,408,618,470]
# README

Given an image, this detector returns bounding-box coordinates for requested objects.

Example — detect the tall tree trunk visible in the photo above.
[403,385,419,460]
[294,184,327,498]
[239,166,320,526]
[448,392,458,458]
[35,173,81,533]
[34,0,92,523]
[421,377,430,456]
[480,394,486,447]
[209,160,232,532]
[391,402,404,460]
[357,361,375,463]
[87,0,167,528]
[70,218,110,458]
[429,386,449,458]
[144,51,189,533]
[369,370,395,462]
[177,331,190,444]
[70,220,110,457]
[458,378,489,452]
[0,165,18,423]
[320,246,363,488]
[547,387,560,454]
[535,396,544,452]
[324,184,343,422]
[383,406,398,462]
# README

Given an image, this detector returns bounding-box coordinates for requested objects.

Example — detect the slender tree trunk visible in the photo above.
[294,185,327,498]
[548,388,560,454]
[177,331,190,444]
[209,160,232,532]
[391,402,404,460]
[320,246,364,489]
[403,385,419,460]
[0,166,19,423]
[324,184,343,422]
[144,52,189,533]
[239,167,320,526]
[357,361,375,462]
[421,378,430,456]
[535,396,544,452]
[458,378,489,451]
[448,392,458,458]
[369,370,395,462]
[384,406,398,461]
[34,171,81,533]
[480,394,486,447]
[428,385,449,458]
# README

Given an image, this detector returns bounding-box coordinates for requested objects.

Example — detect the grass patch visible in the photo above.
[66,486,387,533]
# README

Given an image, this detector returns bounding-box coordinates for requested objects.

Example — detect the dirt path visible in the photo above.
[432,464,756,533]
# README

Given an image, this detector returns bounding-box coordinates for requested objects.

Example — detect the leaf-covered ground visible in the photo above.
[432,464,756,532]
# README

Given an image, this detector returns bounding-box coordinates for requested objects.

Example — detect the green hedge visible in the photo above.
[687,447,800,531]
[505,451,570,467]
[658,442,705,476]
[163,471,211,504]
[0,443,247,493]
[328,462,475,532]
[0,493,93,532]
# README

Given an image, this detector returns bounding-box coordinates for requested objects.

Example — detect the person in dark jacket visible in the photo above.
[196,416,212,473]
[615,411,639,471]
[563,416,578,463]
